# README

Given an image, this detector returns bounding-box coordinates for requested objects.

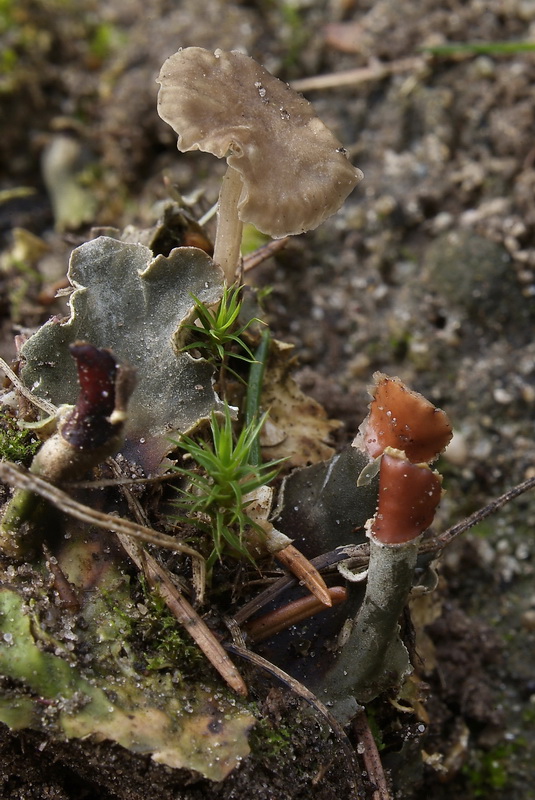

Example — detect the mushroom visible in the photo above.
[157,47,363,283]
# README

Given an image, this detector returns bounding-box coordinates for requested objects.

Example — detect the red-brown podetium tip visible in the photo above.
[362,373,453,464]
[370,448,442,544]
[61,342,118,450]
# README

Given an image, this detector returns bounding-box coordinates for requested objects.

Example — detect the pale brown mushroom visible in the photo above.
[157,47,363,282]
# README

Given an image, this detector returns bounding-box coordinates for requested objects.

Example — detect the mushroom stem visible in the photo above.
[213,165,244,284]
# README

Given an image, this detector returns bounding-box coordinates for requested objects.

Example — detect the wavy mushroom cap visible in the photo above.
[157,47,363,239]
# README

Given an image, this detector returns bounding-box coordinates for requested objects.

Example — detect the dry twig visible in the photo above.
[352,708,392,800]
[118,532,248,697]
[244,586,347,643]
[290,56,425,93]
[242,237,289,272]
[0,356,57,415]
[226,641,363,798]
[0,461,203,560]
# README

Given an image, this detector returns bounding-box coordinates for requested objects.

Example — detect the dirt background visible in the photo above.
[1,0,534,798]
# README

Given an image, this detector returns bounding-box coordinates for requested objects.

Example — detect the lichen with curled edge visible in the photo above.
[20,236,225,472]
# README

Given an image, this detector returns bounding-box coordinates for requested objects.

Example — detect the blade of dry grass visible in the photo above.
[290,56,425,93]
[0,357,57,415]
[0,461,202,559]
[352,708,392,800]
[275,543,334,606]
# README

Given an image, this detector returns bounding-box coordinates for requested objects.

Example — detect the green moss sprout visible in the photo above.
[248,717,293,760]
[181,284,264,382]
[134,580,206,676]
[0,412,40,463]
[462,743,513,796]
[182,284,261,363]
[171,404,281,570]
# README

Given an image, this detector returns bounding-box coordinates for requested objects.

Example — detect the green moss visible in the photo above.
[249,717,293,760]
[521,705,535,726]
[128,578,206,679]
[365,704,386,751]
[0,412,40,463]
[241,224,270,256]
[462,743,513,796]
[388,329,412,361]
[93,577,208,684]
[471,521,498,538]
[0,46,17,74]
[422,41,535,56]
[171,403,281,570]
[0,0,15,34]
[279,1,309,70]
[88,22,126,62]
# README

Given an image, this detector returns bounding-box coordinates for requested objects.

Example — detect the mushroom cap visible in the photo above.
[157,47,363,239]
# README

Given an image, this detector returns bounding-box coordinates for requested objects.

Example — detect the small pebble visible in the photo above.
[521,610,535,632]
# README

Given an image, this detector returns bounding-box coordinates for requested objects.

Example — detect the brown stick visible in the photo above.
[352,708,392,800]
[290,57,425,93]
[242,238,289,273]
[117,533,248,697]
[275,543,333,606]
[245,586,347,643]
